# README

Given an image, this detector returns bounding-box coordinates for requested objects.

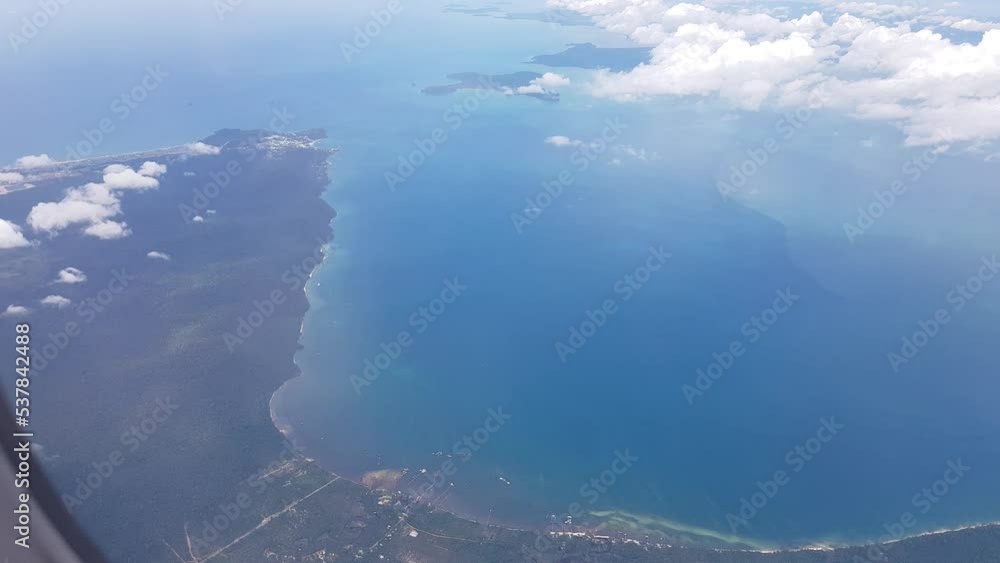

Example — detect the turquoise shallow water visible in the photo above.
[7,0,1000,549]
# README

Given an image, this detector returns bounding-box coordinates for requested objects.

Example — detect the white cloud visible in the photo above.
[28,198,120,233]
[0,219,31,249]
[192,215,205,223]
[549,0,1000,147]
[183,142,222,156]
[948,18,998,32]
[41,295,72,309]
[0,172,25,184]
[103,168,160,190]
[14,154,56,168]
[27,163,163,238]
[2,305,30,317]
[536,72,572,89]
[84,220,132,240]
[55,267,87,284]
[183,171,197,177]
[103,164,129,174]
[545,135,577,147]
[138,161,167,177]
[516,84,547,95]
[147,251,171,261]
[517,72,571,95]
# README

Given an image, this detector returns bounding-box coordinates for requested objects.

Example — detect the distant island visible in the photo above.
[423,71,562,102]
[530,42,652,71]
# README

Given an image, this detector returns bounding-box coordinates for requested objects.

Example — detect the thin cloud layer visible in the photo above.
[549,0,1000,147]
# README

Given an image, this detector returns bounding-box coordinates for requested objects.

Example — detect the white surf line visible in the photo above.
[196,477,341,563]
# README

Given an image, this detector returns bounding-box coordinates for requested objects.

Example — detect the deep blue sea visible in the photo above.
[6,0,999,549]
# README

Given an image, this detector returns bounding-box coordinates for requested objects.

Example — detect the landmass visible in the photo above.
[422,72,562,102]
[530,43,652,72]
[0,130,998,562]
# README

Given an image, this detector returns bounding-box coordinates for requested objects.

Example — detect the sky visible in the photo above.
[2,0,998,157]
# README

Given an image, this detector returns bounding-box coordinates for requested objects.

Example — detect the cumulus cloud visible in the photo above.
[138,161,168,177]
[84,220,132,240]
[14,154,56,168]
[26,162,165,239]
[0,219,31,249]
[102,168,161,190]
[103,164,129,174]
[55,267,87,284]
[183,142,222,156]
[147,251,171,261]
[2,305,30,317]
[549,0,1000,147]
[192,215,205,223]
[28,197,120,233]
[517,72,572,95]
[41,295,72,309]
[536,72,572,89]
[0,172,25,184]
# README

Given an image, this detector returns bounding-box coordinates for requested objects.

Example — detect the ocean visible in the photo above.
[7,0,999,549]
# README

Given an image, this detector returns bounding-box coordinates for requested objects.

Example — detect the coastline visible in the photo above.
[265,141,1000,559]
